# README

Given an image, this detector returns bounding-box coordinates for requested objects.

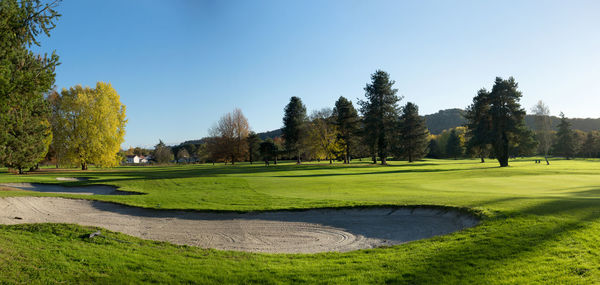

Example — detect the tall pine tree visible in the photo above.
[358,70,402,165]
[467,77,526,167]
[332,96,359,164]
[488,77,527,167]
[553,112,575,159]
[246,132,261,164]
[582,131,598,158]
[0,0,60,173]
[396,102,429,162]
[465,89,492,163]
[282,96,307,164]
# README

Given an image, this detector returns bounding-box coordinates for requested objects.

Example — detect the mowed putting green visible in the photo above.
[0,158,599,283]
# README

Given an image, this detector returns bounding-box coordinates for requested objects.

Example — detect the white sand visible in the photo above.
[56,177,89,182]
[0,197,478,253]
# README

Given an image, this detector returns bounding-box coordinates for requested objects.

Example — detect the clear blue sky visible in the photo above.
[34,0,600,148]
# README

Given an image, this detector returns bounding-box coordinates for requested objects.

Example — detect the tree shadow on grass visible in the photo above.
[388,195,600,283]
[274,168,460,178]
[41,162,491,185]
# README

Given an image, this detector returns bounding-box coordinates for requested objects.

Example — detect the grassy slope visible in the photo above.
[0,159,599,284]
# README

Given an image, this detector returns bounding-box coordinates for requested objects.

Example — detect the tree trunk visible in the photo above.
[496,133,510,167]
[408,153,413,163]
[297,150,301,164]
[480,156,485,163]
[381,157,387,165]
[544,154,550,165]
[348,145,351,163]
[18,167,23,174]
[329,159,332,164]
[345,145,349,164]
[81,163,87,170]
[372,155,377,164]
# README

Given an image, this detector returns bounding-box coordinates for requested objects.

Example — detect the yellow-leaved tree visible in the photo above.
[50,82,127,170]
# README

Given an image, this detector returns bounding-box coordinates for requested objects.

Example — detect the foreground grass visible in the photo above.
[1,158,600,283]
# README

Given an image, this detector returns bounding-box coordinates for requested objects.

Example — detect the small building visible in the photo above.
[126,155,141,164]
[140,155,152,163]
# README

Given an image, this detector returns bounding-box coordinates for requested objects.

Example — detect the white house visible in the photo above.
[126,155,152,164]
[126,155,140,164]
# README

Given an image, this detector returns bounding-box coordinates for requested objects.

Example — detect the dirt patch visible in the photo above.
[0,197,479,253]
[0,183,138,196]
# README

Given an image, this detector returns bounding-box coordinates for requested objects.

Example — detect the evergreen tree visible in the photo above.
[282,96,307,164]
[259,138,276,165]
[427,139,442,158]
[481,77,527,167]
[246,132,261,164]
[582,131,598,158]
[358,70,402,165]
[465,89,492,163]
[0,0,60,174]
[396,102,429,162]
[332,96,359,164]
[553,112,576,159]
[445,129,463,159]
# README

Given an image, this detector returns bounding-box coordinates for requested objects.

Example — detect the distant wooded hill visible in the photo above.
[257,129,283,140]
[179,109,600,145]
[424,108,600,134]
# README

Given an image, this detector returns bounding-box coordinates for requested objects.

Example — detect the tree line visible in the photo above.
[168,70,429,166]
[169,72,592,168]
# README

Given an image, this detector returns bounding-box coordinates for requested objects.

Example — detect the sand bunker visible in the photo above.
[0,183,137,196]
[0,197,478,253]
[56,177,89,182]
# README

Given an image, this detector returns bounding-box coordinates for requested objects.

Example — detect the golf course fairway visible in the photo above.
[0,158,599,284]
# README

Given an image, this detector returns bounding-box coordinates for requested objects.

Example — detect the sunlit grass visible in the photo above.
[1,158,599,283]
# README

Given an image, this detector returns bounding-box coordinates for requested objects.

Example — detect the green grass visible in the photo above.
[1,158,600,284]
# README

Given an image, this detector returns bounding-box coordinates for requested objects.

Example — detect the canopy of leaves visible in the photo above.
[306,108,343,162]
[49,82,127,169]
[208,108,250,164]
[153,140,173,164]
